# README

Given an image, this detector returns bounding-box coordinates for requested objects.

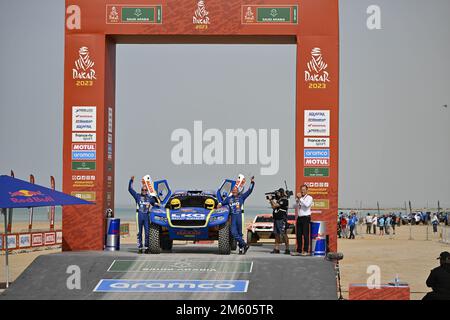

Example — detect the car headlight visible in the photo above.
[210,215,225,222]
[154,215,168,223]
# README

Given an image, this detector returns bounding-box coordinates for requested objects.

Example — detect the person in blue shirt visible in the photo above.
[218,176,255,254]
[385,215,392,235]
[378,215,385,236]
[348,213,357,239]
[129,176,158,254]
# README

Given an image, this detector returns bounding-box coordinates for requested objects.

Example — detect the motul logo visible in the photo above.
[304,158,329,167]
[72,143,96,151]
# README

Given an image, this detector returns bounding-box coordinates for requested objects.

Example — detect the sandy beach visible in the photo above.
[1,220,449,300]
[338,224,450,300]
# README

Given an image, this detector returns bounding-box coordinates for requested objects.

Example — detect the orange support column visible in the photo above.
[63,34,115,251]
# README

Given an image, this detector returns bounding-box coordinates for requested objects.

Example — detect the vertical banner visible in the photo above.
[297,34,339,252]
[63,33,109,251]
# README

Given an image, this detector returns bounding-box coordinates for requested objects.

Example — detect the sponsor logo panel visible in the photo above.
[304,158,329,167]
[304,110,330,136]
[312,199,330,210]
[304,167,329,177]
[305,182,329,196]
[107,175,113,189]
[93,279,249,293]
[71,191,96,201]
[169,228,209,239]
[242,5,298,24]
[72,151,96,160]
[304,137,329,148]
[107,144,113,160]
[304,149,329,159]
[72,132,96,142]
[106,5,162,24]
[44,232,56,245]
[170,213,206,221]
[72,161,96,171]
[19,234,31,248]
[32,233,43,247]
[8,190,55,204]
[72,175,96,188]
[72,106,96,131]
[108,107,113,133]
[72,143,96,152]
[56,231,63,244]
[7,235,17,249]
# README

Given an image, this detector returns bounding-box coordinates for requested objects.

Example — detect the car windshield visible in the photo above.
[169,195,217,208]
[255,216,273,223]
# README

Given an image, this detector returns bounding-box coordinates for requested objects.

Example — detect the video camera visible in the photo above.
[265,181,294,201]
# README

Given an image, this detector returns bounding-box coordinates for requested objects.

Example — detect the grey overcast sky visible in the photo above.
[1,0,449,209]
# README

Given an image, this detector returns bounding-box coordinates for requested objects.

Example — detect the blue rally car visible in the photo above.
[148,179,238,254]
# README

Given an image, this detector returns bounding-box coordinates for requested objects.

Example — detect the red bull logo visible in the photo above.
[9,190,43,197]
[9,190,54,204]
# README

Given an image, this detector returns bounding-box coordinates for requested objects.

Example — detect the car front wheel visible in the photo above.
[247,230,254,245]
[218,221,231,255]
[149,223,161,254]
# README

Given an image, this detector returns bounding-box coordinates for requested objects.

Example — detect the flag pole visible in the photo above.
[49,176,56,230]
[2,208,9,288]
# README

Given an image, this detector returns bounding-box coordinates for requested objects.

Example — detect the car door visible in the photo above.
[216,179,236,203]
[154,180,172,205]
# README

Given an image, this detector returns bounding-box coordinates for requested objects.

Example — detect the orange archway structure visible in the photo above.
[63,0,339,251]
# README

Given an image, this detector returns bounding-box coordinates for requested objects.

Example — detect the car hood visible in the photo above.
[253,223,273,228]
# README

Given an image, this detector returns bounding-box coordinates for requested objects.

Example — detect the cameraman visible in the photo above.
[269,188,290,254]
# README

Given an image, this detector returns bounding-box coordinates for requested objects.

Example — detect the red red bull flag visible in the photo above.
[0,175,93,208]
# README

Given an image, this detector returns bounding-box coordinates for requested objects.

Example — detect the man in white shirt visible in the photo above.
[292,184,313,256]
[365,213,373,234]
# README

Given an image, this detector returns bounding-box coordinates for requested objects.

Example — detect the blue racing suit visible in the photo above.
[129,179,157,249]
[221,182,255,249]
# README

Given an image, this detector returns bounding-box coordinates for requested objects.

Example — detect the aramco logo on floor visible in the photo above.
[93,279,249,293]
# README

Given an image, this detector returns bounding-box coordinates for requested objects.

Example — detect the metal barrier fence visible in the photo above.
[344,222,450,242]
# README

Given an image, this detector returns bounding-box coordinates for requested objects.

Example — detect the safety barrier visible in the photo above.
[348,223,448,241]
[0,230,62,252]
